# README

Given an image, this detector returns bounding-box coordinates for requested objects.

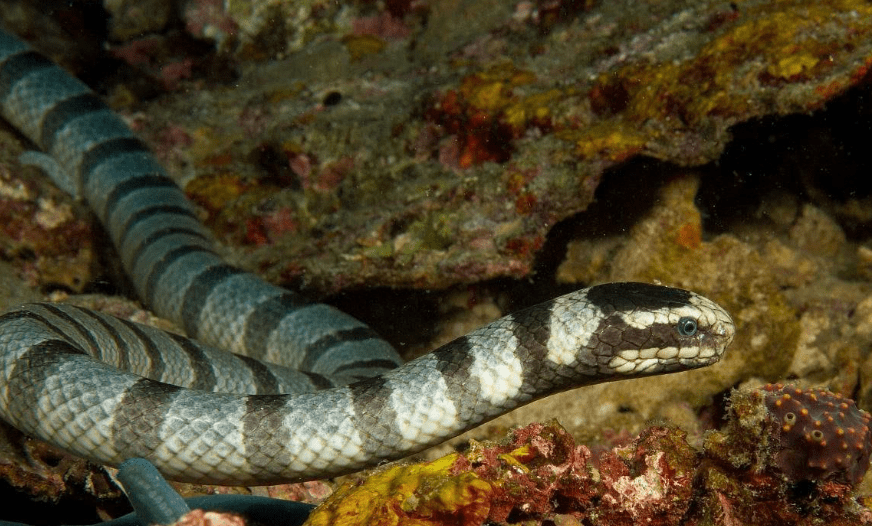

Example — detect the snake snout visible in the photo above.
[704,316,735,362]
[714,313,736,345]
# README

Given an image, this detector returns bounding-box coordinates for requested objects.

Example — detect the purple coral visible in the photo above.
[762,383,872,485]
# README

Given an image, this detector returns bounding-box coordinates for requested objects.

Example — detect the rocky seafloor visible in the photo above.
[0,0,871,524]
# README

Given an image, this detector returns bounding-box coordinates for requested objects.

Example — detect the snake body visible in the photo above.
[0,29,735,485]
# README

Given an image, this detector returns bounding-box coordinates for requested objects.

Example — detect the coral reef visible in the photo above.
[706,384,872,487]
[306,421,699,526]
[0,0,871,523]
[0,131,96,297]
[4,0,871,292]
[695,384,872,525]
[306,414,872,526]
[763,383,872,485]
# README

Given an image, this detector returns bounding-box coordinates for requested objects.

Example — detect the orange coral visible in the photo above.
[424,65,558,168]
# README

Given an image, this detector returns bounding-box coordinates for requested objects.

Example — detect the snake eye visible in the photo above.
[677,317,698,336]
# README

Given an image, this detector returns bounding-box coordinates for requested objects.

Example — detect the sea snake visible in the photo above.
[0,28,735,486]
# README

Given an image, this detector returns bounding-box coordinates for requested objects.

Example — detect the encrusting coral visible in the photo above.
[762,383,872,485]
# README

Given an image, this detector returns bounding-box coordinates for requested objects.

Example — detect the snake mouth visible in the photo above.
[696,330,733,363]
[680,354,722,368]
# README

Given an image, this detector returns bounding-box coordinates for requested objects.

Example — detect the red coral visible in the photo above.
[596,427,697,526]
[423,88,515,169]
[480,423,593,521]
[763,383,872,485]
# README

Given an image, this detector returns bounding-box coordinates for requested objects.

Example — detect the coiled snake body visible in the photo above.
[0,29,735,485]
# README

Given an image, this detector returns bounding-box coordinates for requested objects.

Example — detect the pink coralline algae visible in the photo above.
[762,383,872,485]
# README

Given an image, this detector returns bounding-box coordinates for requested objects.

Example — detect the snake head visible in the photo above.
[584,282,735,377]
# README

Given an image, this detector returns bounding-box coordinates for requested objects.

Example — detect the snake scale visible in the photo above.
[0,28,735,485]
